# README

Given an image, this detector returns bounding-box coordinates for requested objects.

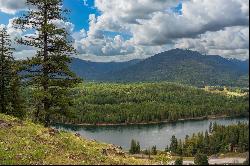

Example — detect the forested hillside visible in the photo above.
[70,58,141,81]
[167,123,249,157]
[103,49,249,87]
[70,49,249,87]
[42,82,249,125]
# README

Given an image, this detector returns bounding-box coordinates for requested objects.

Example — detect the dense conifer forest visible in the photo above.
[40,83,249,125]
[166,123,249,157]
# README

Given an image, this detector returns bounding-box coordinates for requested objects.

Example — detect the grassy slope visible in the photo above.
[0,114,153,165]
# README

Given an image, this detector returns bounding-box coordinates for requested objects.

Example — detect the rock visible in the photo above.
[102,149,108,156]
[48,128,59,136]
[0,120,12,128]
[75,133,81,137]
[101,145,125,157]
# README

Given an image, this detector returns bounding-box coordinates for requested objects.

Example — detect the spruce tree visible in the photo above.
[13,0,79,126]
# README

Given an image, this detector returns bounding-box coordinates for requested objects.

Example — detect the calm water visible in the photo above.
[55,117,249,150]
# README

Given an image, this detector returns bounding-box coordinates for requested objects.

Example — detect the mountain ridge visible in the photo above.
[71,49,249,87]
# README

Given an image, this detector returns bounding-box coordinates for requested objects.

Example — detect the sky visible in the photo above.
[0,0,249,62]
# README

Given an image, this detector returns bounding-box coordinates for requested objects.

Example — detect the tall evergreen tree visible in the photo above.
[170,135,178,154]
[0,28,24,118]
[13,0,79,126]
[129,139,141,154]
[0,28,13,114]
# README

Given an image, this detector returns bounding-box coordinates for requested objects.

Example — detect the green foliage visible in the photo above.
[194,153,209,165]
[13,0,79,126]
[129,139,140,154]
[151,146,157,155]
[49,82,249,124]
[0,28,24,118]
[154,152,172,165]
[170,136,178,154]
[167,123,249,157]
[174,157,183,165]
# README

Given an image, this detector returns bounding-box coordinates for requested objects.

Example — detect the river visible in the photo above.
[54,117,249,150]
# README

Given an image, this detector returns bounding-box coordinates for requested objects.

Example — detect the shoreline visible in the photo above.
[56,115,249,127]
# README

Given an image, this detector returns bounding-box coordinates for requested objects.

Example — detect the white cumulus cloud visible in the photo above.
[0,0,26,14]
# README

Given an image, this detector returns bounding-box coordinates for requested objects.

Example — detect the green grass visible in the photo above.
[0,113,154,165]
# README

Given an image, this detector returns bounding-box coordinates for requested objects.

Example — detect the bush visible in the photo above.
[174,157,183,165]
[194,153,209,165]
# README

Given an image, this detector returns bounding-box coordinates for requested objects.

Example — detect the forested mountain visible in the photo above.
[71,49,249,87]
[103,49,249,87]
[70,58,141,81]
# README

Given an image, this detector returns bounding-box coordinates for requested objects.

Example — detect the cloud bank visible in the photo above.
[75,0,249,61]
[0,0,249,61]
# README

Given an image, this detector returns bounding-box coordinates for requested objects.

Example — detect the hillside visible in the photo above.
[0,114,154,165]
[70,58,141,81]
[103,49,249,87]
[53,82,249,125]
[70,49,249,87]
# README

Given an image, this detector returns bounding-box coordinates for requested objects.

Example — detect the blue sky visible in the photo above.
[0,0,249,62]
[0,12,12,25]
[64,0,98,32]
[0,0,98,32]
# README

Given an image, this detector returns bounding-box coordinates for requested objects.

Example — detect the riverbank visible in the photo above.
[56,114,248,127]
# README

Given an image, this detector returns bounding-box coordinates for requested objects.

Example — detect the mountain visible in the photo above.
[70,58,141,81]
[102,49,249,87]
[71,49,249,87]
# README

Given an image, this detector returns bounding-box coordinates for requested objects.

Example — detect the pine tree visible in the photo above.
[129,139,137,154]
[136,141,141,154]
[0,28,13,114]
[170,135,178,154]
[176,139,183,155]
[129,139,141,154]
[13,0,79,126]
[8,60,25,118]
[151,145,157,155]
[0,28,24,118]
